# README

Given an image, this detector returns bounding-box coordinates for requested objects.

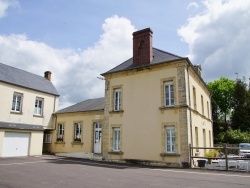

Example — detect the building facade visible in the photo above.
[48,28,213,167]
[101,28,213,167]
[48,98,104,156]
[0,63,59,157]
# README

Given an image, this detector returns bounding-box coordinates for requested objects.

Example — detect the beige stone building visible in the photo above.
[101,28,213,167]
[0,63,59,157]
[48,98,104,156]
[49,28,213,167]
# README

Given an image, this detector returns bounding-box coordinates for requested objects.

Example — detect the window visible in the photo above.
[43,134,52,143]
[193,87,197,110]
[12,93,22,112]
[74,123,82,142]
[164,82,174,106]
[57,124,64,141]
[113,128,120,151]
[203,129,206,147]
[207,101,210,118]
[201,95,204,115]
[34,98,43,115]
[209,130,212,147]
[114,89,121,111]
[166,127,175,153]
[195,127,199,151]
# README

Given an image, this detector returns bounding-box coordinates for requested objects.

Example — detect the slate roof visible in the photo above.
[0,62,59,96]
[102,48,186,75]
[0,121,44,131]
[56,97,105,114]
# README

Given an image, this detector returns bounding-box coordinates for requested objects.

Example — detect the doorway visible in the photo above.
[94,123,102,153]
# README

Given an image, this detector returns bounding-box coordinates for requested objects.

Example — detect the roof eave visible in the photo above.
[0,80,60,96]
[101,58,186,76]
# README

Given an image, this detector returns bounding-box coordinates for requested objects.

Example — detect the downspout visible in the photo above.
[186,64,193,165]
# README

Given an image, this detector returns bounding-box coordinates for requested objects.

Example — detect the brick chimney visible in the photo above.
[133,28,153,67]
[44,71,52,81]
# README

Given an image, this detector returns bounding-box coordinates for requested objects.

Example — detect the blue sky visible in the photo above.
[1,0,250,109]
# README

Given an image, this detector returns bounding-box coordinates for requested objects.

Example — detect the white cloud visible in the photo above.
[0,15,136,109]
[187,2,199,10]
[0,0,17,18]
[178,0,250,82]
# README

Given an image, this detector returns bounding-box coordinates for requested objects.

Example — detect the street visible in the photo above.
[0,156,249,188]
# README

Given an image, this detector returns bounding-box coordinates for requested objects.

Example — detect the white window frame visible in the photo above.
[201,95,204,115]
[114,89,121,111]
[43,134,52,143]
[57,124,64,140]
[74,123,82,141]
[166,127,175,153]
[113,128,120,151]
[12,93,22,112]
[34,97,43,116]
[164,82,174,107]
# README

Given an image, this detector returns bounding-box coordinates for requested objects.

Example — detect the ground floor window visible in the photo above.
[43,134,52,143]
[74,123,82,142]
[57,124,64,141]
[113,128,120,151]
[166,127,175,153]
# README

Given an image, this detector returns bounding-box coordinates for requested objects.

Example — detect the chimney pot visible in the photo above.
[44,71,52,81]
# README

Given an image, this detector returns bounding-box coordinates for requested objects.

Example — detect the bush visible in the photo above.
[224,129,250,143]
[204,150,219,158]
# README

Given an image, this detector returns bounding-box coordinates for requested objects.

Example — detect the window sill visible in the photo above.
[159,105,188,110]
[71,142,83,145]
[33,114,44,118]
[55,141,65,144]
[109,110,124,114]
[10,111,23,115]
[160,153,181,157]
[108,151,124,155]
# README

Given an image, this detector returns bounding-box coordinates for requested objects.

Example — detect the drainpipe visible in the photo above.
[186,63,193,165]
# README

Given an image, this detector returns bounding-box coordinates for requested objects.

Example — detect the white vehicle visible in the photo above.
[239,143,250,158]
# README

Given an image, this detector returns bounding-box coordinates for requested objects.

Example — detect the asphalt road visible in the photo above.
[0,155,250,188]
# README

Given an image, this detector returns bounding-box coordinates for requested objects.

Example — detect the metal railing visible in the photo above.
[189,144,250,171]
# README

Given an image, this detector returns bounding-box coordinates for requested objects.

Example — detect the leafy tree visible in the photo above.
[208,77,235,125]
[231,79,250,131]
[208,77,235,144]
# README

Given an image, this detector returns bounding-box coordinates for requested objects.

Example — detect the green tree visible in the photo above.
[208,77,235,124]
[231,79,250,131]
[208,77,235,144]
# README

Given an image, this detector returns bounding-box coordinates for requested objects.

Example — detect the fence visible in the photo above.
[189,144,250,172]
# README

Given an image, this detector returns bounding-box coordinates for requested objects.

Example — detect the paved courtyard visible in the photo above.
[0,155,250,188]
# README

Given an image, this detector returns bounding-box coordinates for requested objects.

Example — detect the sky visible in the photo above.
[0,0,250,109]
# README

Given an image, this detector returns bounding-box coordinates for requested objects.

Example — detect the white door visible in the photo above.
[2,132,30,157]
[94,123,102,153]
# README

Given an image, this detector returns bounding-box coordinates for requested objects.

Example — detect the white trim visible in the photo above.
[34,97,44,116]
[11,93,22,112]
[113,128,120,151]
[166,127,175,153]
[114,89,121,111]
[164,82,174,107]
